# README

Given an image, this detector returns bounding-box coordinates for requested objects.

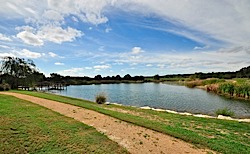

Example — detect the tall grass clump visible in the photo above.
[218,82,250,99]
[202,79,225,85]
[215,108,235,117]
[185,80,202,88]
[95,93,107,104]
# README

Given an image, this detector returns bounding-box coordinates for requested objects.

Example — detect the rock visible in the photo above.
[179,112,193,116]
[217,115,233,120]
[152,108,166,112]
[140,106,152,110]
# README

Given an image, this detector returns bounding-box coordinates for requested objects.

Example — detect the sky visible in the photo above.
[0,0,250,77]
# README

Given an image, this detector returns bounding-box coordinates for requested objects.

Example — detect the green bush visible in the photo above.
[202,79,225,85]
[95,93,107,104]
[215,108,234,117]
[0,83,11,91]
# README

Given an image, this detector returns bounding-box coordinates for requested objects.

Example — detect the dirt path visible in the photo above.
[1,92,212,154]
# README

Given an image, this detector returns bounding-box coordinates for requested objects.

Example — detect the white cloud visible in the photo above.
[157,64,165,69]
[15,26,34,32]
[122,1,250,46]
[16,31,44,46]
[54,62,64,65]
[93,64,111,69]
[146,64,153,67]
[16,25,82,45]
[0,45,10,49]
[0,33,12,41]
[42,9,64,21]
[105,28,112,33]
[131,47,144,54]
[37,25,82,44]
[0,52,15,58]
[2,0,250,47]
[58,67,84,76]
[48,52,57,57]
[85,67,92,70]
[15,49,42,59]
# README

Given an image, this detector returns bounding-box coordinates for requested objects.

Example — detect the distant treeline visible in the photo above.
[45,66,250,85]
[0,56,250,90]
[158,66,250,80]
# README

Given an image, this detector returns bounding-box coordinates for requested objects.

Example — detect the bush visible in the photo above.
[185,80,202,88]
[95,93,107,104]
[202,79,225,85]
[215,108,234,117]
[0,83,11,91]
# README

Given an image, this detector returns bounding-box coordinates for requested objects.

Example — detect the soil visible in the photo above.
[1,92,214,154]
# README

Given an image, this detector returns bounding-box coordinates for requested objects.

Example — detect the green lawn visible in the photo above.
[13,90,250,154]
[0,94,128,154]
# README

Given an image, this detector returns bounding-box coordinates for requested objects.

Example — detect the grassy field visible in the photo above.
[0,94,128,154]
[12,90,250,154]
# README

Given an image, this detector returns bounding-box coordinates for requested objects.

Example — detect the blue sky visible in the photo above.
[0,0,250,77]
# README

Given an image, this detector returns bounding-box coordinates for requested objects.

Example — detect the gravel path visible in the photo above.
[1,92,213,154]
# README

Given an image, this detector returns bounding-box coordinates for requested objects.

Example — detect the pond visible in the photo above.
[50,83,250,118]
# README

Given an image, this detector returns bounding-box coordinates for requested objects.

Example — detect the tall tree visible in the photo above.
[0,57,37,89]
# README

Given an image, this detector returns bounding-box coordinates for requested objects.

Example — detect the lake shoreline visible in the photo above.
[105,102,250,122]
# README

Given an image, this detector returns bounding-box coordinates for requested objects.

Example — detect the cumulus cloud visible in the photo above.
[0,33,12,41]
[16,49,42,58]
[37,25,82,44]
[54,62,64,65]
[16,25,82,45]
[16,31,44,46]
[131,47,144,54]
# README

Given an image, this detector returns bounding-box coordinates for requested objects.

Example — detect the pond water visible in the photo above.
[50,83,250,118]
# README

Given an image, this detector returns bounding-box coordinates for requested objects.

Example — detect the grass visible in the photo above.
[95,93,107,104]
[216,108,235,117]
[0,94,128,154]
[12,90,250,154]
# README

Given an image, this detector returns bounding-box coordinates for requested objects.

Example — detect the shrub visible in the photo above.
[95,93,107,104]
[0,83,11,91]
[202,79,225,85]
[185,80,202,88]
[215,108,234,117]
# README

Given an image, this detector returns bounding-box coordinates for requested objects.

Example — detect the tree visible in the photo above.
[123,74,131,80]
[94,75,102,80]
[0,57,37,89]
[153,74,160,80]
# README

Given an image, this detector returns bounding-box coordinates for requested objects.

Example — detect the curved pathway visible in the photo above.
[1,92,213,154]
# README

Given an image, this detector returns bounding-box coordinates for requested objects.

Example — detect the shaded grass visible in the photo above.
[0,94,128,154]
[13,90,250,154]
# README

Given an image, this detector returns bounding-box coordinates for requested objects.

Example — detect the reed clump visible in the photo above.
[95,93,107,104]
[216,108,235,117]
